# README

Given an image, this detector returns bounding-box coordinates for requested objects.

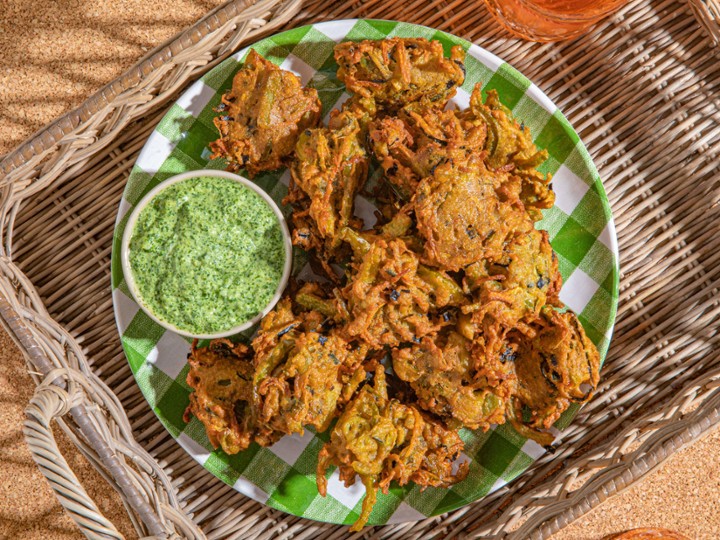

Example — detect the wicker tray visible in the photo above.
[1,0,719,538]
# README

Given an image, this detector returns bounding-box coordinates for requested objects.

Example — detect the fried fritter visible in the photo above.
[337,228,464,349]
[463,84,554,220]
[335,38,465,111]
[369,105,487,199]
[251,297,366,437]
[369,83,553,217]
[184,339,268,454]
[286,108,368,266]
[316,367,468,531]
[512,306,600,431]
[209,49,321,176]
[392,331,513,430]
[255,331,360,434]
[413,156,532,271]
[331,94,378,134]
[461,229,562,351]
[184,295,369,456]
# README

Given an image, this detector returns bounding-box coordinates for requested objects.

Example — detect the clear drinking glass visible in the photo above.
[483,0,628,42]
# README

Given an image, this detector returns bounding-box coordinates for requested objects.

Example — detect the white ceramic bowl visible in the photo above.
[120,169,293,339]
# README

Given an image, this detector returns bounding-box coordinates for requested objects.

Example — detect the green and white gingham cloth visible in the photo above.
[111,19,619,527]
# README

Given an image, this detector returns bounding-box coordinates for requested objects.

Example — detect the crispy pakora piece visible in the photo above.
[393,331,513,430]
[184,339,269,454]
[336,228,464,349]
[330,94,378,134]
[294,281,340,319]
[413,156,533,271]
[184,293,367,454]
[255,331,361,435]
[463,84,554,220]
[371,83,553,218]
[316,368,468,531]
[286,109,368,265]
[512,306,600,432]
[461,229,562,350]
[209,49,321,177]
[369,104,487,199]
[250,297,367,438]
[335,38,465,111]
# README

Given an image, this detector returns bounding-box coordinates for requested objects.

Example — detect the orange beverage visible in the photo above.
[483,0,628,42]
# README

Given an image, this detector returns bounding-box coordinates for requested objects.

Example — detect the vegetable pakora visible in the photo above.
[512,306,600,431]
[335,38,466,112]
[392,331,513,430]
[462,229,562,353]
[316,367,468,531]
[209,49,321,177]
[463,84,555,221]
[184,339,268,454]
[251,297,367,438]
[285,108,368,267]
[184,297,367,453]
[369,104,487,199]
[413,156,532,271]
[337,227,464,349]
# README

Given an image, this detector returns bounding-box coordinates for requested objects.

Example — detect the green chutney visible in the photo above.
[128,176,286,334]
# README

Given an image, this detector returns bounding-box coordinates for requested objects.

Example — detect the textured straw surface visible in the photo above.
[0,0,719,538]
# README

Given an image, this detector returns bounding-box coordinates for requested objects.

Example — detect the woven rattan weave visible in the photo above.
[1,0,719,538]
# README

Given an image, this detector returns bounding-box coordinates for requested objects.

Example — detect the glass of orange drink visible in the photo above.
[483,0,628,41]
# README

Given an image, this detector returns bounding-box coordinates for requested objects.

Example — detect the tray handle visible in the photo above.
[0,289,189,539]
[24,381,129,540]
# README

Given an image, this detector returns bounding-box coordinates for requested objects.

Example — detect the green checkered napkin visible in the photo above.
[111,19,619,526]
